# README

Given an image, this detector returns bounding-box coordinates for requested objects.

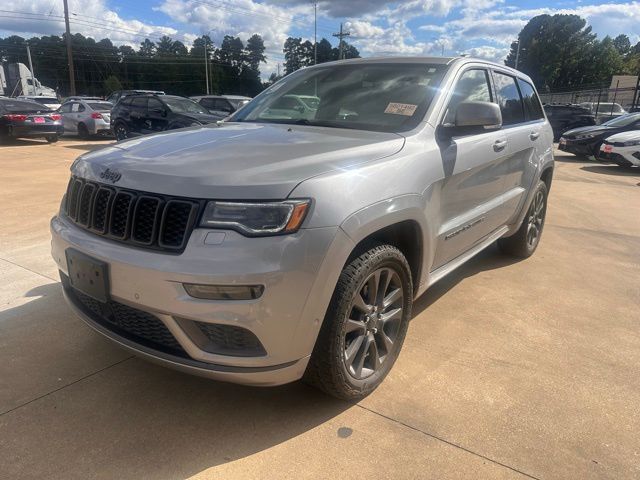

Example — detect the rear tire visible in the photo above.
[304,244,413,400]
[45,135,59,144]
[77,123,90,139]
[498,180,548,258]
[114,122,129,141]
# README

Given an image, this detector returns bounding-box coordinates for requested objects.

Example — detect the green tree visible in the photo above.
[505,14,598,90]
[612,34,631,56]
[104,75,122,93]
[315,38,334,63]
[139,39,156,57]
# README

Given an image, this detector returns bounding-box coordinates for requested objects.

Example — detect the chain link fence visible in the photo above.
[538,76,640,113]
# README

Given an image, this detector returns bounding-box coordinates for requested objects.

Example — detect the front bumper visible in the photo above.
[51,214,348,385]
[598,148,640,167]
[558,138,597,157]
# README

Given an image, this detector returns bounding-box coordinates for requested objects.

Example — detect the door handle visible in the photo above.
[529,131,540,140]
[493,139,507,152]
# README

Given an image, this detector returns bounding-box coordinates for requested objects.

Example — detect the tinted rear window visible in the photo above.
[517,79,544,120]
[0,100,51,112]
[88,102,112,111]
[493,72,524,125]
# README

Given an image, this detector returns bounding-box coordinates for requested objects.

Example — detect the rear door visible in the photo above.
[59,102,73,132]
[432,67,513,269]
[491,71,547,223]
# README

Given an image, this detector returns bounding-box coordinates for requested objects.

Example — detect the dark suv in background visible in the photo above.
[110,94,221,140]
[543,104,595,141]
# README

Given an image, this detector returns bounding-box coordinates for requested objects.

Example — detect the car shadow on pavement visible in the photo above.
[412,243,520,316]
[1,283,352,478]
[63,142,114,153]
[0,138,50,147]
[581,165,640,177]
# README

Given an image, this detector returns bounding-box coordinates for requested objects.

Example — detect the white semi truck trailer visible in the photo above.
[0,62,57,97]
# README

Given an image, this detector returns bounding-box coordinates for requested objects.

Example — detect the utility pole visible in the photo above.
[204,40,209,95]
[63,0,76,95]
[313,2,317,64]
[26,43,35,95]
[333,23,351,60]
[514,40,521,70]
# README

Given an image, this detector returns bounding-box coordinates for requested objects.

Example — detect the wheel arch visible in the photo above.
[340,195,431,296]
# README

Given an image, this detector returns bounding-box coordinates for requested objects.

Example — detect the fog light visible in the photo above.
[183,283,264,300]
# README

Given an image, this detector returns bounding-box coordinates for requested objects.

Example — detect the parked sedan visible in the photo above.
[17,95,61,110]
[558,113,640,158]
[0,97,63,143]
[598,131,640,167]
[59,99,113,138]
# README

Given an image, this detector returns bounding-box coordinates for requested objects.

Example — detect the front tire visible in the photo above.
[498,180,548,258]
[305,244,413,400]
[45,135,59,143]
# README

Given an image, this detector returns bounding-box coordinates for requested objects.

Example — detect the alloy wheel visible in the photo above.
[526,190,545,248]
[342,267,404,380]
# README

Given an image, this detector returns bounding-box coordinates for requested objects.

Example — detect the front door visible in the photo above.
[432,68,512,269]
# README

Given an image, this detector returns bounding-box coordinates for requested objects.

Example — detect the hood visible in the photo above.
[563,125,613,137]
[604,130,640,143]
[72,122,405,199]
[180,112,221,124]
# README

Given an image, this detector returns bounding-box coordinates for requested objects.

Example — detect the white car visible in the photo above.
[598,131,640,167]
[58,99,113,138]
[17,95,61,110]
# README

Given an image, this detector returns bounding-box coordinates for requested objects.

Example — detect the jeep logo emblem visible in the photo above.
[100,168,122,184]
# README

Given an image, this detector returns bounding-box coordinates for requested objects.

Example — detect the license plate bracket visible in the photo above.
[65,249,109,302]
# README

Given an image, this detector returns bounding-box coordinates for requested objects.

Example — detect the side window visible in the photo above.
[71,103,80,113]
[60,103,72,113]
[200,98,215,109]
[493,72,525,126]
[77,103,85,113]
[120,97,133,107]
[517,79,544,121]
[131,97,148,110]
[147,98,164,112]
[213,99,232,112]
[444,69,492,124]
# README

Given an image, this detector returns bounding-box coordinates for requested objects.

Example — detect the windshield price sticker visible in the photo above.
[384,103,418,116]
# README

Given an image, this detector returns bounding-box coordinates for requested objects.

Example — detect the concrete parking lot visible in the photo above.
[1,137,639,479]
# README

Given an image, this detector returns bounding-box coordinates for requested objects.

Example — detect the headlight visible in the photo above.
[576,133,596,140]
[623,140,640,147]
[200,200,310,236]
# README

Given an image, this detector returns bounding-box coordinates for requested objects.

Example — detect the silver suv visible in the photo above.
[51,57,553,399]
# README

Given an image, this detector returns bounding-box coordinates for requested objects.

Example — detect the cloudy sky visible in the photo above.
[1,0,639,76]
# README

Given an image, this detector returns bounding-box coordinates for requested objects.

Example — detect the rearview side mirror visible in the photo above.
[455,101,502,130]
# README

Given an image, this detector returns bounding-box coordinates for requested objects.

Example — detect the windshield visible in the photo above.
[88,102,112,111]
[163,97,208,114]
[231,63,447,132]
[602,113,640,127]
[229,99,250,110]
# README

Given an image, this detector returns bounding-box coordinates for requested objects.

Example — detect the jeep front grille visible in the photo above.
[63,175,201,253]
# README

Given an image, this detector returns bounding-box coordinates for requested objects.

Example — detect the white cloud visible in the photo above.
[0,0,178,46]
[344,21,385,39]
